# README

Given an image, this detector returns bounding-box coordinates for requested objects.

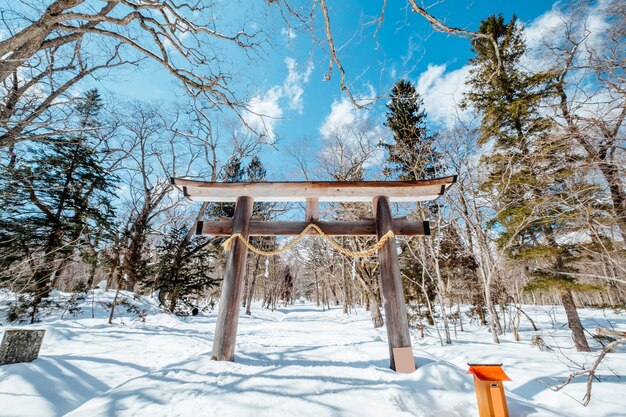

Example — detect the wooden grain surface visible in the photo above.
[374,196,413,371]
[172,176,456,202]
[211,197,253,362]
[197,220,430,236]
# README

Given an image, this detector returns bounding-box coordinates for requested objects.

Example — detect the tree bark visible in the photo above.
[560,287,591,352]
[596,161,626,244]
[354,263,383,328]
[245,256,261,315]
[368,290,384,328]
[314,271,320,307]
[342,251,349,314]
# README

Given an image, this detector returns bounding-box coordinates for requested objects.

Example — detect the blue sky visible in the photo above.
[94,1,558,181]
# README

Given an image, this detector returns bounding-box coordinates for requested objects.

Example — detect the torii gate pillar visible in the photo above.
[374,196,415,373]
[211,196,253,361]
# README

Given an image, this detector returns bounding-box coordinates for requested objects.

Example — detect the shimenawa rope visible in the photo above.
[221,223,394,258]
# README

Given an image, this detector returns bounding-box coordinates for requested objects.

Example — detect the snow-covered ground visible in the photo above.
[0,290,624,417]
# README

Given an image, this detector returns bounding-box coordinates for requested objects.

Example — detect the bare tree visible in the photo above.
[0,0,280,148]
[317,117,386,327]
[546,333,626,406]
[437,124,511,343]
[544,1,626,242]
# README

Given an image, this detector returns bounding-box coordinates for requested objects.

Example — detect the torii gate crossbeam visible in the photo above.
[172,176,456,373]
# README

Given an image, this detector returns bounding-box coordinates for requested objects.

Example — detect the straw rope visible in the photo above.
[221,223,395,258]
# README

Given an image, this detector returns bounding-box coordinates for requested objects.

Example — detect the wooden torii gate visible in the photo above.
[172,176,456,372]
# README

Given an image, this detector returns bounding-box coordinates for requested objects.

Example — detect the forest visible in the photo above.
[0,1,624,416]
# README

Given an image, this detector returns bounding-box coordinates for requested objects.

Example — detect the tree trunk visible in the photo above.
[369,291,384,328]
[512,308,521,342]
[484,283,501,343]
[245,272,258,316]
[168,291,178,313]
[314,271,320,307]
[108,282,121,325]
[432,261,451,344]
[242,261,251,308]
[329,281,339,306]
[517,306,538,331]
[560,287,591,352]
[355,268,383,328]
[458,298,464,332]
[582,139,626,243]
[342,253,349,314]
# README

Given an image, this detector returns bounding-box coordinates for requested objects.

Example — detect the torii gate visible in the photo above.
[172,176,456,372]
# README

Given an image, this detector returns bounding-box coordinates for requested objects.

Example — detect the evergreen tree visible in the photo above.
[0,89,117,320]
[246,155,271,217]
[153,225,218,313]
[156,155,272,313]
[246,155,266,183]
[464,15,592,351]
[207,155,269,219]
[382,79,455,337]
[206,156,247,219]
[383,79,438,180]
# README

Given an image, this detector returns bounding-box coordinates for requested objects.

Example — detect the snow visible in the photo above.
[0,290,625,417]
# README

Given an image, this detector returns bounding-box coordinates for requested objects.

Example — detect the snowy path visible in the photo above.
[62,306,477,417]
[1,295,625,416]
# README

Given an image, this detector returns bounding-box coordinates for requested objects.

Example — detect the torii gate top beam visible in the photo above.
[171,176,456,203]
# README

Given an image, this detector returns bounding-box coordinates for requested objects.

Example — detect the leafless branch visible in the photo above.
[545,337,626,406]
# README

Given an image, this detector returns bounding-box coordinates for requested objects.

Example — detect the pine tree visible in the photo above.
[464,15,592,351]
[0,89,117,321]
[383,79,457,341]
[207,155,269,219]
[383,79,438,180]
[246,155,266,182]
[153,225,218,313]
[156,155,272,313]
[246,155,271,217]
[206,156,246,219]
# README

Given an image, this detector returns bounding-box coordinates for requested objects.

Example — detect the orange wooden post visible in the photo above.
[467,364,511,417]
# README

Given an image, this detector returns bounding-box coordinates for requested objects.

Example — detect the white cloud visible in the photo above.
[416,63,472,127]
[319,86,377,140]
[524,2,609,55]
[520,1,615,121]
[280,27,297,40]
[243,57,313,141]
[244,87,284,142]
[413,2,611,128]
[283,57,313,113]
[318,95,385,169]
[584,5,611,49]
[319,97,357,140]
[523,8,565,51]
[416,64,446,93]
[389,65,397,80]
[401,35,425,68]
